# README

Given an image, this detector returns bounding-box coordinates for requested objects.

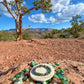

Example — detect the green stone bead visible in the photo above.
[18,72,23,75]
[36,83,42,84]
[16,74,21,78]
[66,78,70,82]
[58,67,62,69]
[53,83,57,84]
[52,64,56,67]
[23,69,26,72]
[13,78,17,81]
[9,77,16,81]
[26,78,29,82]
[62,77,66,81]
[56,69,60,72]
[36,82,42,84]
[30,82,33,84]
[31,61,34,64]
[53,74,58,78]
[60,70,63,73]
[35,63,39,65]
[55,63,59,66]
[46,79,52,84]
[23,76,28,80]
[25,68,29,72]
[9,78,14,81]
[20,76,24,79]
[56,72,63,78]
[31,61,36,66]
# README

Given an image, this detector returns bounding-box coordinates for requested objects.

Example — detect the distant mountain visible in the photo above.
[7,28,53,32]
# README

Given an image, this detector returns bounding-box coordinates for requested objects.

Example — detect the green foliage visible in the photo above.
[21,6,31,14]
[70,14,81,26]
[51,29,59,34]
[59,33,70,38]
[0,31,15,41]
[42,29,63,39]
[33,0,52,13]
[1,0,53,40]
[63,14,84,38]
[0,31,32,41]
[8,0,52,15]
[70,14,84,34]
[72,32,80,38]
[22,33,31,40]
[43,32,53,39]
[51,29,63,35]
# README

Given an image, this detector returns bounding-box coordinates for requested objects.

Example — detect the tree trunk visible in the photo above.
[15,15,23,41]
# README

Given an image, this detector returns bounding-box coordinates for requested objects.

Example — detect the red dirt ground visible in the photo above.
[0,38,84,84]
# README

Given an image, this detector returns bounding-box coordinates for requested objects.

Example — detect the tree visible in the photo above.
[70,14,82,33]
[0,0,52,40]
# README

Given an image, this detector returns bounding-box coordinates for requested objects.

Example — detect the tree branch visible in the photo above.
[22,6,40,16]
[12,8,18,16]
[15,0,21,14]
[22,25,31,32]
[2,0,17,20]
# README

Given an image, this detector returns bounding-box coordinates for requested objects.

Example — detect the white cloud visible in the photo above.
[0,4,7,13]
[21,1,26,6]
[62,3,84,17]
[49,16,55,24]
[0,0,84,24]
[51,3,64,13]
[0,4,15,18]
[0,0,16,18]
[55,3,84,23]
[48,2,84,24]
[4,12,12,17]
[51,0,71,13]
[28,14,48,23]
[59,0,71,5]
[28,2,84,24]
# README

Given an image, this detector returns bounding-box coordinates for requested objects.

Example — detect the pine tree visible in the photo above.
[0,0,52,40]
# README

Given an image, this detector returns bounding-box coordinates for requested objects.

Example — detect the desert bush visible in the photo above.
[72,32,80,38]
[0,31,15,41]
[22,33,32,40]
[51,29,59,34]
[51,29,63,34]
[43,33,53,39]
[59,33,70,38]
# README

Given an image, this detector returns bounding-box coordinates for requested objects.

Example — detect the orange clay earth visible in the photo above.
[0,38,84,84]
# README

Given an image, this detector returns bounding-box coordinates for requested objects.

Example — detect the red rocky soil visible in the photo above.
[0,38,84,84]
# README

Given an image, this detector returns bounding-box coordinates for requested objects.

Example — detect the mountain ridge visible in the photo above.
[6,28,54,32]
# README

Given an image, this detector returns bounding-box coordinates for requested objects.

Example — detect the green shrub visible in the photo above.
[73,32,80,38]
[51,29,63,34]
[59,33,70,38]
[43,33,53,39]
[22,33,32,40]
[0,31,15,41]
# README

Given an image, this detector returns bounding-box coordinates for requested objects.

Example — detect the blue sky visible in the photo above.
[0,0,84,31]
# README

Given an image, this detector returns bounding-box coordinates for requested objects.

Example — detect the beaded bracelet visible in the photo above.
[33,65,51,76]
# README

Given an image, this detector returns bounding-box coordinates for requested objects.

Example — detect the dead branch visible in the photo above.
[22,25,31,32]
